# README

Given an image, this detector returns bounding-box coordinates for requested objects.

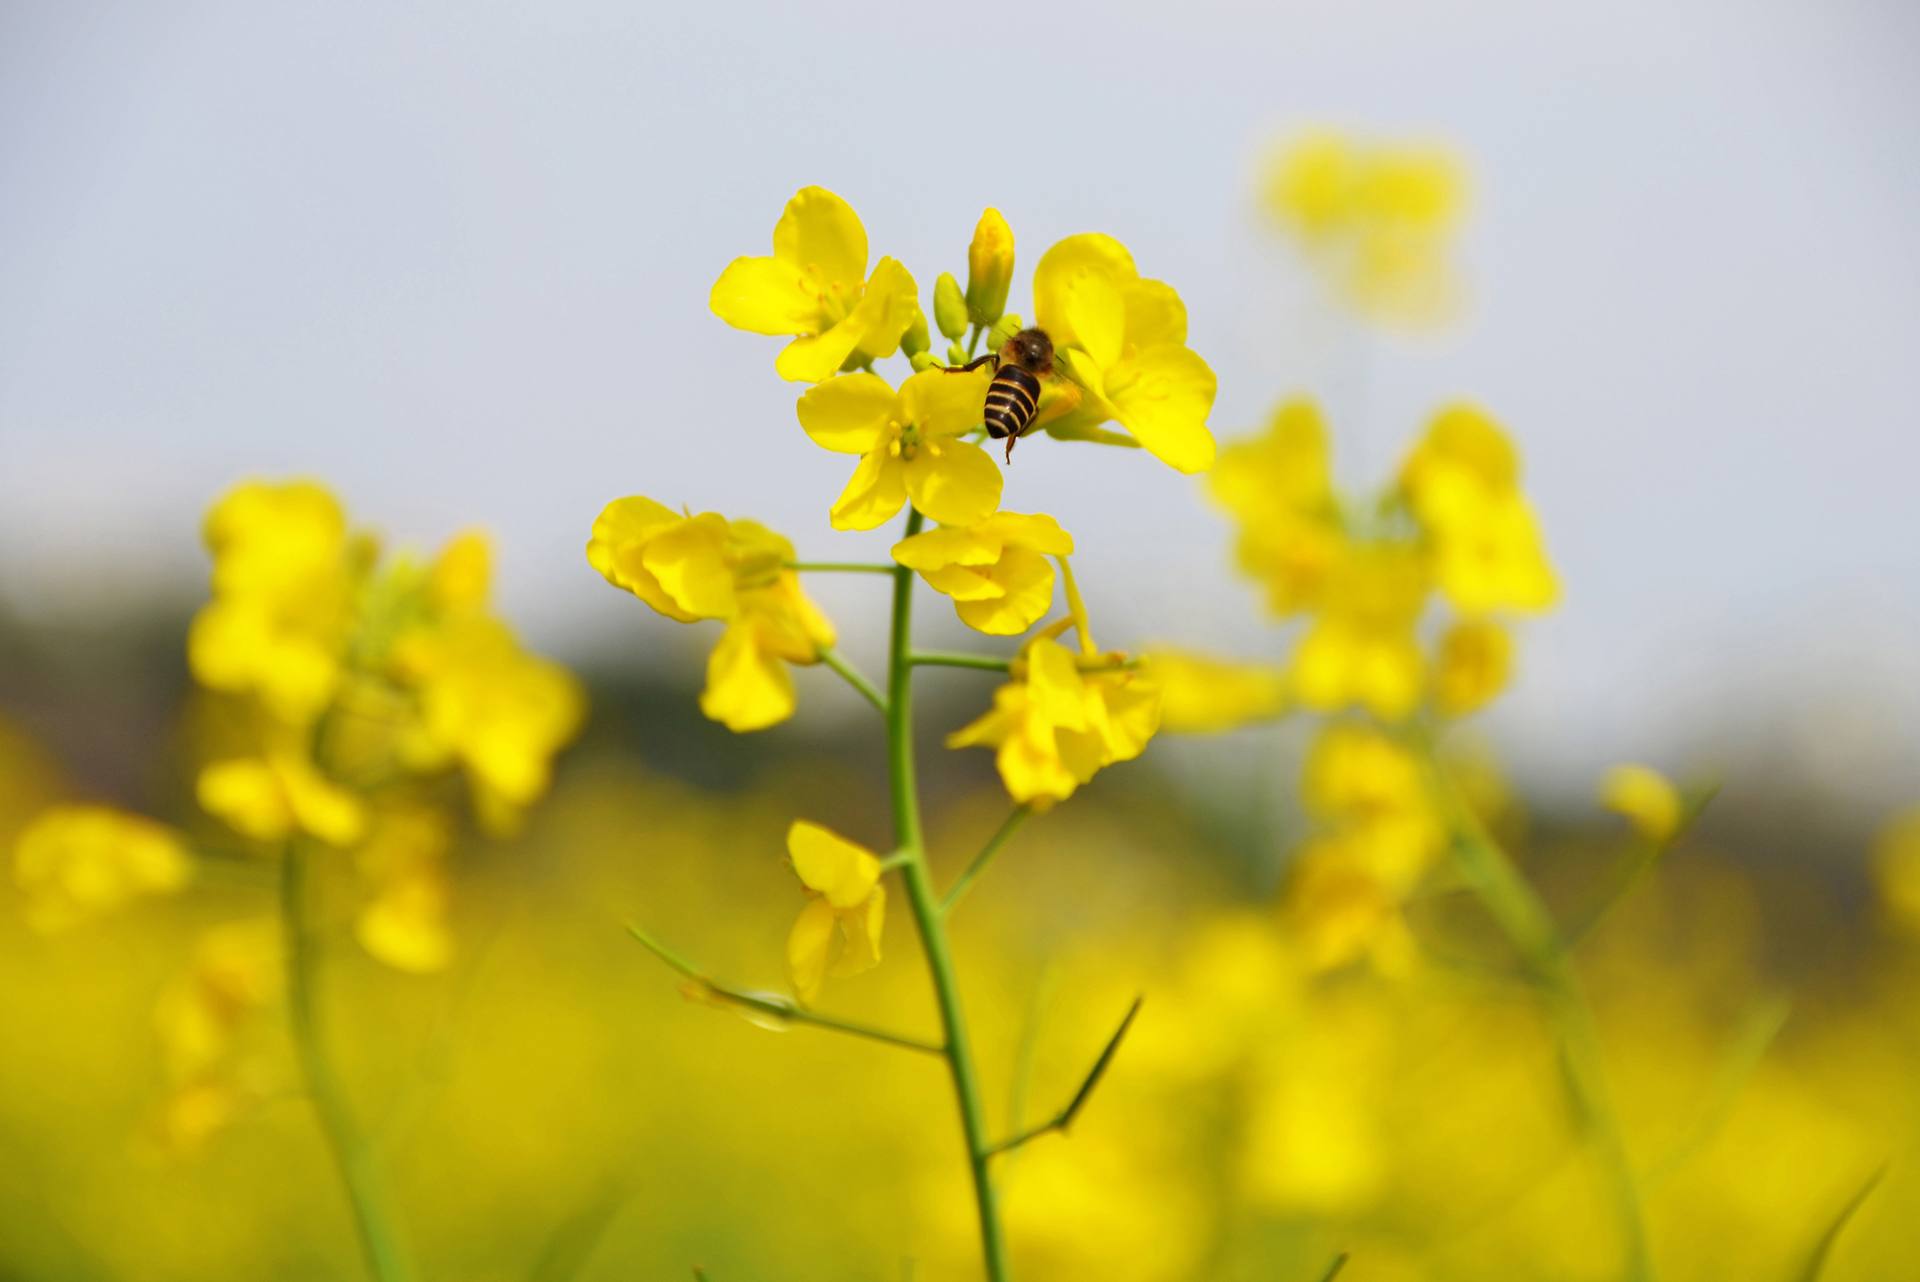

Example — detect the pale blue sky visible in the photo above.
[3,0,1917,802]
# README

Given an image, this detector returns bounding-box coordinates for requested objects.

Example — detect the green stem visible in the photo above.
[942,807,1032,916]
[1421,742,1653,1282]
[816,645,888,716]
[888,506,1011,1282]
[911,650,1013,673]
[786,561,896,575]
[281,843,417,1282]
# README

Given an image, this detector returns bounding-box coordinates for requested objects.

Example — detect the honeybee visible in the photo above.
[945,328,1075,462]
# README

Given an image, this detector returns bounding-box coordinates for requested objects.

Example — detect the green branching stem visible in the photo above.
[1415,729,1653,1282]
[816,645,889,716]
[888,505,1012,1282]
[942,807,1033,916]
[984,996,1141,1158]
[1564,784,1718,947]
[280,841,417,1282]
[786,561,896,575]
[627,925,941,1055]
[910,650,1013,673]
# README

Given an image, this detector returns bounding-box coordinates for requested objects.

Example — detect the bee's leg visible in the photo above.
[940,355,998,374]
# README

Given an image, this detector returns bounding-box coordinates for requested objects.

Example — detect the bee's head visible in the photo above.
[1002,328,1054,374]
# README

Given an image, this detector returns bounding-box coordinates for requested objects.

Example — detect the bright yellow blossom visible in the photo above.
[966,207,1015,327]
[892,512,1072,635]
[587,497,835,731]
[1030,234,1218,473]
[1287,544,1428,720]
[12,805,192,933]
[197,750,366,847]
[1432,618,1512,716]
[784,820,886,1003]
[947,637,1161,809]
[188,479,364,725]
[796,368,1003,531]
[1208,399,1346,616]
[1262,128,1466,326]
[1140,649,1289,733]
[1400,404,1557,613]
[1600,764,1683,842]
[710,186,919,382]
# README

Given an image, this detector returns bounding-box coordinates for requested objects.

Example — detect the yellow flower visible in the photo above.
[352,805,455,972]
[947,637,1161,810]
[709,186,919,382]
[1261,128,1466,326]
[1030,233,1218,473]
[197,750,366,847]
[151,916,280,1149]
[188,479,363,725]
[966,207,1015,327]
[1871,807,1920,934]
[1209,399,1347,616]
[1288,544,1428,720]
[1432,618,1512,716]
[1302,722,1442,890]
[1281,836,1419,975]
[1140,648,1289,734]
[12,805,192,933]
[1600,764,1682,842]
[587,498,836,731]
[796,369,1003,531]
[892,512,1073,636]
[784,820,886,1003]
[1400,404,1557,613]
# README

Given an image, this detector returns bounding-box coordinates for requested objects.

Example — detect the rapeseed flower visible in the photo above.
[1600,764,1683,842]
[353,805,455,973]
[1208,398,1345,616]
[11,805,192,933]
[150,916,280,1151]
[796,368,1002,530]
[947,637,1161,809]
[1287,543,1428,720]
[710,186,919,382]
[587,497,835,731]
[1030,234,1218,473]
[1302,722,1442,891]
[1400,404,1557,613]
[891,512,1072,635]
[196,749,367,847]
[1432,618,1512,716]
[784,820,885,1003]
[1140,649,1289,733]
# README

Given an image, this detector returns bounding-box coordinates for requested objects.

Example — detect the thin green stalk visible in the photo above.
[888,506,1011,1282]
[817,645,889,716]
[911,650,1013,673]
[281,843,416,1282]
[627,925,941,1055]
[942,807,1033,916]
[786,561,896,575]
[1421,743,1653,1282]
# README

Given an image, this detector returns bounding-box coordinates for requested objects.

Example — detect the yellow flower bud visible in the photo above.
[909,350,939,373]
[1600,764,1682,842]
[966,207,1014,327]
[946,340,968,367]
[933,272,969,341]
[902,305,931,358]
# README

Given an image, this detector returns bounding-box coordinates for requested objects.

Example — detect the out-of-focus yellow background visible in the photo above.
[5,3,1920,1280]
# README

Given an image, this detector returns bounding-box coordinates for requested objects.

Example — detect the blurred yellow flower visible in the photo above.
[1288,544,1428,720]
[587,498,835,731]
[1432,617,1513,716]
[892,511,1073,636]
[151,916,281,1150]
[1303,722,1442,890]
[1140,648,1288,733]
[1600,763,1683,841]
[1871,806,1920,933]
[966,207,1015,327]
[709,186,919,382]
[796,368,1003,530]
[1281,837,1419,975]
[188,479,364,726]
[1400,404,1558,613]
[1031,233,1218,473]
[784,820,886,1003]
[1209,398,1346,617]
[1262,128,1466,326]
[353,804,455,972]
[197,750,366,847]
[11,805,192,933]
[947,637,1161,809]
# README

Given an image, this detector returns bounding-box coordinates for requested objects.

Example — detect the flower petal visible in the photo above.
[955,546,1055,635]
[776,314,869,383]
[1033,233,1136,348]
[830,884,885,978]
[1123,277,1188,349]
[709,255,819,336]
[829,450,908,532]
[586,497,701,622]
[892,524,1001,572]
[982,512,1073,557]
[639,512,736,619]
[787,820,882,909]
[771,187,868,290]
[700,621,796,731]
[849,257,919,361]
[797,374,898,455]
[786,897,837,1003]
[904,441,1002,528]
[899,366,992,438]
[1104,344,1219,474]
[1059,266,1127,370]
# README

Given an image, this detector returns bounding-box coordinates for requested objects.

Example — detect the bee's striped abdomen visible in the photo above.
[983,365,1042,441]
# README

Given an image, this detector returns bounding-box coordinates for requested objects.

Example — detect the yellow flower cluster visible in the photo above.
[149,917,281,1152]
[1261,128,1467,326]
[11,805,192,933]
